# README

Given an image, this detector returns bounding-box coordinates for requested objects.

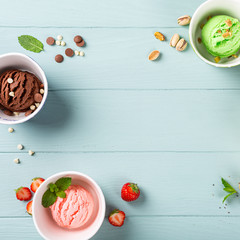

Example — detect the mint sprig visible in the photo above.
[221,178,237,203]
[18,35,44,53]
[42,177,71,208]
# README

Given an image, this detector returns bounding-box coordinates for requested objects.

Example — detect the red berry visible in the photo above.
[15,187,32,201]
[121,182,140,202]
[108,209,125,227]
[26,200,33,215]
[30,177,45,193]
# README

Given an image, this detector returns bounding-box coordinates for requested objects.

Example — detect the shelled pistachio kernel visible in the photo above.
[154,32,165,41]
[30,105,36,111]
[7,78,13,84]
[148,50,160,61]
[17,144,24,150]
[28,150,35,156]
[8,127,14,133]
[61,41,66,46]
[56,40,61,46]
[57,35,63,40]
[79,51,85,57]
[170,33,180,47]
[13,158,20,164]
[214,56,221,63]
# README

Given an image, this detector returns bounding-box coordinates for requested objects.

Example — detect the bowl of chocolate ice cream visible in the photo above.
[0,53,48,124]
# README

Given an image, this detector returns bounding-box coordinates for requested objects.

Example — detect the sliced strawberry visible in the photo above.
[26,200,33,215]
[15,187,32,201]
[30,177,45,193]
[121,182,140,202]
[108,209,125,227]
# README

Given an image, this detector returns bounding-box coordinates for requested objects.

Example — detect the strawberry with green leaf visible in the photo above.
[121,182,140,202]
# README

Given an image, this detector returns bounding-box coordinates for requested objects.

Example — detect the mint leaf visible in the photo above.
[221,178,237,203]
[223,192,235,203]
[56,191,66,198]
[18,35,44,53]
[55,177,72,191]
[49,183,59,193]
[42,189,57,208]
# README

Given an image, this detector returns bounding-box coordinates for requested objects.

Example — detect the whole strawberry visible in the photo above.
[108,209,125,227]
[15,187,32,201]
[121,182,140,202]
[30,177,45,193]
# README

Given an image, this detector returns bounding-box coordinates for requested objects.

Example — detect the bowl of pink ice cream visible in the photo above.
[32,171,106,240]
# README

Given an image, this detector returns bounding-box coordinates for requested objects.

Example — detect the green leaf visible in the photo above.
[221,178,236,192]
[222,192,235,203]
[56,191,66,198]
[18,35,44,53]
[55,177,72,191]
[223,187,236,193]
[49,183,59,193]
[42,189,57,208]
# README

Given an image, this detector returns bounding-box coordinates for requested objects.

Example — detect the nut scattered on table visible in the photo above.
[28,150,35,156]
[56,40,61,46]
[13,158,20,164]
[170,33,180,47]
[154,32,165,41]
[75,50,80,56]
[80,51,85,57]
[60,41,66,46]
[148,50,160,61]
[17,144,24,150]
[176,38,188,51]
[57,35,63,40]
[8,127,14,133]
[177,15,191,26]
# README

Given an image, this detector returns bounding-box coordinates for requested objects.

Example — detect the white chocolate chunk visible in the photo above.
[35,103,40,108]
[57,35,63,40]
[56,40,61,46]
[9,92,14,97]
[40,89,44,94]
[61,41,66,46]
[7,78,13,84]
[30,105,36,110]
[79,51,85,56]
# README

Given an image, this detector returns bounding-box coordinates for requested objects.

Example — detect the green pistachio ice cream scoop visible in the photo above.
[202,15,240,58]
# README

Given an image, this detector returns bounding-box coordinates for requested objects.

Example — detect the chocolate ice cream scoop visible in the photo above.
[0,69,42,112]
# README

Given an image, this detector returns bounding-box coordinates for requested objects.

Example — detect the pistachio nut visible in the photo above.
[170,33,180,47]
[176,38,187,51]
[154,32,165,41]
[148,50,160,61]
[177,15,191,26]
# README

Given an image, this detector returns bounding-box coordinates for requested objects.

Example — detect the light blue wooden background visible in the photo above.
[1,0,240,239]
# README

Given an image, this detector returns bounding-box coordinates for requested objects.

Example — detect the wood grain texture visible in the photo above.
[0,152,239,217]
[0,90,240,152]
[0,28,239,90]
[1,217,240,240]
[0,0,202,27]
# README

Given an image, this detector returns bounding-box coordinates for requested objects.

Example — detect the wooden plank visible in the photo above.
[1,152,240,217]
[0,28,239,90]
[0,90,240,152]
[1,216,240,240]
[0,0,203,27]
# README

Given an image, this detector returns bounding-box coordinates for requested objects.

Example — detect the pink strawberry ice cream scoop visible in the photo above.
[50,185,94,229]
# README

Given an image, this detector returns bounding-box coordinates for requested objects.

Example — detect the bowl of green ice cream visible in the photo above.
[189,0,240,67]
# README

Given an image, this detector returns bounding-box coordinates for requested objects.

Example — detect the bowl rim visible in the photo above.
[189,0,240,68]
[0,52,48,124]
[32,171,106,240]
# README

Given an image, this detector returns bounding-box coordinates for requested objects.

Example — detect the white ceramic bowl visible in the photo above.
[0,52,48,124]
[33,171,106,240]
[189,0,240,67]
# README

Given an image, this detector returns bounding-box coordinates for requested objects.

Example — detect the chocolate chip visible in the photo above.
[25,110,33,116]
[55,54,64,63]
[74,35,82,43]
[34,93,43,103]
[65,48,74,57]
[46,37,55,45]
[76,40,85,47]
[3,110,13,116]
